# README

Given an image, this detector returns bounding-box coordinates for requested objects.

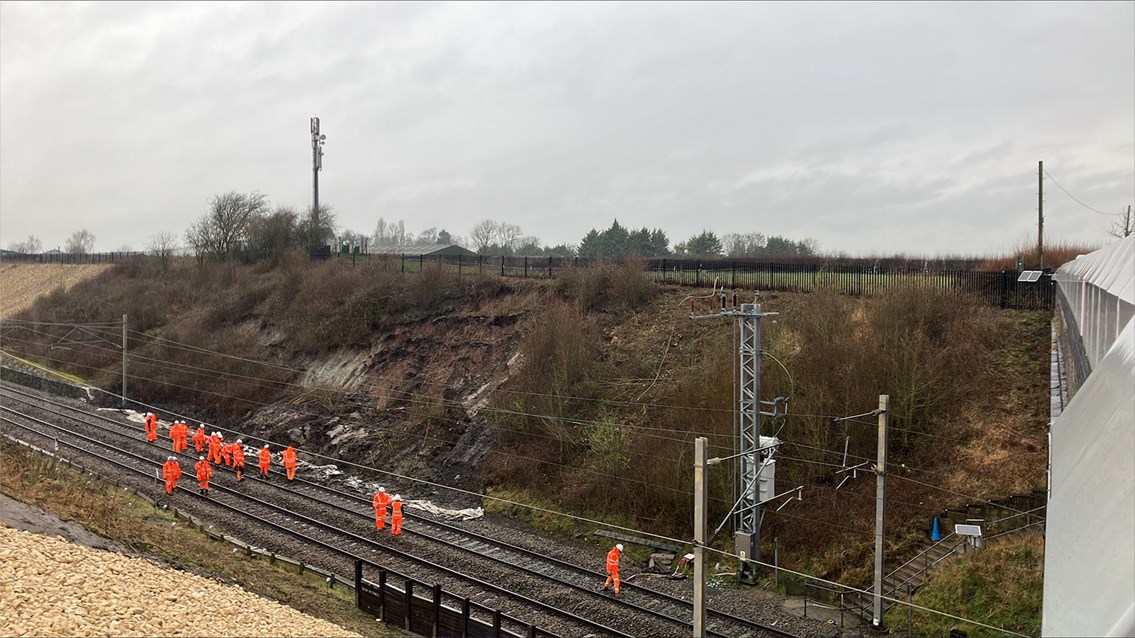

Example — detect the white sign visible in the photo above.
[955,524,983,537]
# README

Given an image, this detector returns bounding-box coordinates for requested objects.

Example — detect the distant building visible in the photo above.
[368,244,477,258]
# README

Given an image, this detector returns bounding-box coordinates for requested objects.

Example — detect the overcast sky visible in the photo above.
[1,1,1132,256]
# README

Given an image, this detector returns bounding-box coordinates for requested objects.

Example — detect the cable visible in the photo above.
[1042,167,1116,216]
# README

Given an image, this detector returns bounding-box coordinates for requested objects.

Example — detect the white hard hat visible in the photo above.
[616,544,624,552]
[263,444,269,448]
[168,456,175,460]
[394,494,402,501]
[236,439,242,444]
[378,487,385,493]
[218,434,224,439]
[199,456,205,460]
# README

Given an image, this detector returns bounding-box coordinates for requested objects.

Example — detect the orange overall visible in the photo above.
[207,435,222,464]
[258,447,271,477]
[373,491,391,530]
[193,427,207,453]
[162,459,182,494]
[604,546,622,595]
[282,446,297,481]
[232,445,245,480]
[390,500,404,536]
[195,459,213,492]
[171,422,187,453]
[144,414,158,442]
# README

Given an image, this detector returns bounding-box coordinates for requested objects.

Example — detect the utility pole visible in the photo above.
[121,314,127,408]
[691,291,777,584]
[694,436,707,638]
[870,394,890,630]
[1038,160,1044,269]
[311,117,326,212]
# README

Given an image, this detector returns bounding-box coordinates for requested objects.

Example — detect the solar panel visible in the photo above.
[1018,270,1043,282]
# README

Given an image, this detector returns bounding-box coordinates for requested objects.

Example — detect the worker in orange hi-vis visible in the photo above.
[144,412,158,442]
[372,487,391,531]
[282,446,298,481]
[162,456,182,495]
[390,495,404,536]
[169,421,180,453]
[232,440,246,481]
[603,544,624,597]
[258,445,271,478]
[207,432,223,464]
[173,421,189,453]
[195,456,212,495]
[220,439,234,467]
[193,425,207,453]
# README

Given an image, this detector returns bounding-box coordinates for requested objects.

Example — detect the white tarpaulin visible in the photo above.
[1044,238,1135,637]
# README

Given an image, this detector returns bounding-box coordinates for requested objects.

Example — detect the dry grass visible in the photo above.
[0,263,113,320]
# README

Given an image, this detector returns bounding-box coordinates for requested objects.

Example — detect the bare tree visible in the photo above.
[1108,205,1133,238]
[371,218,389,245]
[65,229,96,254]
[148,231,178,272]
[470,219,500,253]
[300,204,337,251]
[497,223,523,251]
[7,234,42,254]
[722,232,767,256]
[185,191,269,261]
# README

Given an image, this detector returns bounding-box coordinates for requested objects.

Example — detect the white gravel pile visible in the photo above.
[0,525,361,637]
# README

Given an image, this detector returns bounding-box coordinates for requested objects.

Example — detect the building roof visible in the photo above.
[369,244,477,257]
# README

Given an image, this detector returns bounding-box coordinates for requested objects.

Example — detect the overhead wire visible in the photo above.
[1042,167,1118,216]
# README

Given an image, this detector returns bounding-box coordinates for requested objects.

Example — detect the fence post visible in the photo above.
[378,570,387,621]
[432,583,442,638]
[493,609,502,637]
[405,580,414,631]
[462,598,471,636]
[500,256,505,277]
[457,254,462,278]
[401,254,405,273]
[354,560,362,609]
[524,255,528,278]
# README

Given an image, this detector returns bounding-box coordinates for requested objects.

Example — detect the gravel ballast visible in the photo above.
[0,524,362,637]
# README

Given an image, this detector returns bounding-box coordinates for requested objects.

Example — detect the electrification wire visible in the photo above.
[0,347,711,493]
[1042,167,1116,216]
[3,363,701,552]
[2,334,729,458]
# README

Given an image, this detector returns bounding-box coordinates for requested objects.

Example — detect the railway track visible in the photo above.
[0,382,807,638]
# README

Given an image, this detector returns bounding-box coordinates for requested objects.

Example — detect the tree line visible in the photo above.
[4,190,820,262]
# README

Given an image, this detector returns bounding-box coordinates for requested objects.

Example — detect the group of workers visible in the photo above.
[371,487,405,536]
[145,411,299,495]
[151,410,626,594]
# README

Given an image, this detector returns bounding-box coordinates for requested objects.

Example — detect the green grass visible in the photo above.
[0,440,398,638]
[884,532,1044,637]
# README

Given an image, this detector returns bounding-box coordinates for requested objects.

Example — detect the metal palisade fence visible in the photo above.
[383,253,1055,311]
[2,250,1054,311]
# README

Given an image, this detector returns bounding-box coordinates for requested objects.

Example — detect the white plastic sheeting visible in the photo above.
[1043,237,1135,638]
[1053,235,1135,368]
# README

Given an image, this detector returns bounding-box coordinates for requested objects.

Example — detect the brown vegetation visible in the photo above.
[1,256,1050,585]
